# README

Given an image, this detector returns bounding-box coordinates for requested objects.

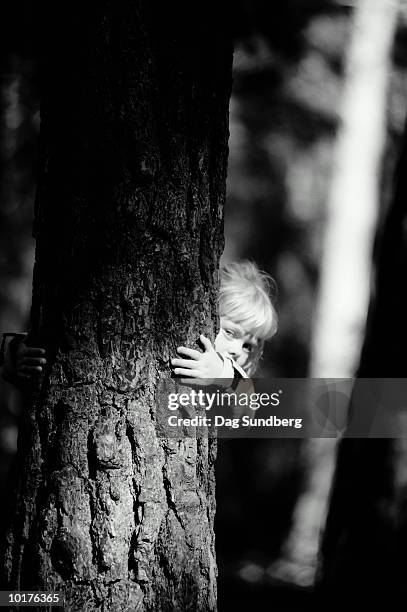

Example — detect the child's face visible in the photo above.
[215,316,259,371]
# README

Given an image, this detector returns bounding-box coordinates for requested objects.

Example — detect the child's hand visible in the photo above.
[16,341,47,381]
[171,335,224,385]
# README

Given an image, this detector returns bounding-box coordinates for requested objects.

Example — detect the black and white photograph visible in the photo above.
[2,1,407,610]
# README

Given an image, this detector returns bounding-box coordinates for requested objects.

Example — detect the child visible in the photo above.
[1,261,278,386]
[171,260,278,385]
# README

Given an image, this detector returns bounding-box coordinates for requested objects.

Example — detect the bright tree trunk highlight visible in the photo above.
[269,0,399,587]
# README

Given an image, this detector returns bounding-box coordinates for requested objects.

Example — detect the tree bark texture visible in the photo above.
[1,3,233,610]
[318,126,407,606]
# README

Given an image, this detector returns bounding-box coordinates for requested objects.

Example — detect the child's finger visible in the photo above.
[21,346,46,354]
[200,335,214,351]
[20,365,43,374]
[171,358,197,369]
[173,368,200,377]
[21,357,47,366]
[176,347,202,359]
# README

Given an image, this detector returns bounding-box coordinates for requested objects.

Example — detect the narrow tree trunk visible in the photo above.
[269,0,399,588]
[318,72,407,612]
[1,3,233,610]
[318,134,407,609]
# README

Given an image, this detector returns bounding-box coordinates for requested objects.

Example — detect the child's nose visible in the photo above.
[228,339,243,357]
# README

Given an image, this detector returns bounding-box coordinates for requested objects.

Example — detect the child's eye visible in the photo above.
[243,343,253,353]
[224,329,234,338]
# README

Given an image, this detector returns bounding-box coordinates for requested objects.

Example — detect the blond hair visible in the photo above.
[219,260,278,374]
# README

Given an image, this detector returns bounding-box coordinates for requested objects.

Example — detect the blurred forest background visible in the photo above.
[1,1,407,610]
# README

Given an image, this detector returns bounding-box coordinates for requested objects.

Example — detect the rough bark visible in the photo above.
[1,3,233,610]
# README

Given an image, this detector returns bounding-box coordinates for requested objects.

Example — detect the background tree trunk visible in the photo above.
[268,0,399,588]
[318,102,407,608]
[1,3,233,610]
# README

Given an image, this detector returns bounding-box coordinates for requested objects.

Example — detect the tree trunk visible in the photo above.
[318,107,407,607]
[269,0,399,588]
[1,3,233,610]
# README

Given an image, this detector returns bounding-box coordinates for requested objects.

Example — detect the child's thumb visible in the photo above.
[200,334,213,351]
